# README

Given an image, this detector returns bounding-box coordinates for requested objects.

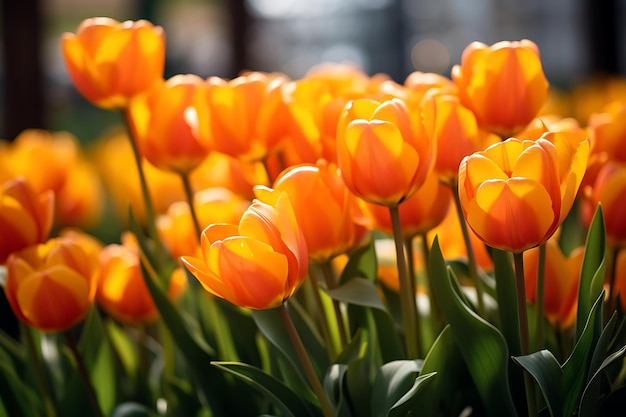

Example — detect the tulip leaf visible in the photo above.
[339,239,378,284]
[0,359,42,417]
[371,359,435,417]
[324,364,353,417]
[429,237,517,417]
[512,350,562,417]
[491,249,521,356]
[576,205,605,341]
[579,344,626,417]
[562,291,605,417]
[212,361,320,417]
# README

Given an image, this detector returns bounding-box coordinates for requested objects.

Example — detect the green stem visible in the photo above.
[64,331,104,417]
[534,244,547,351]
[308,264,338,359]
[277,304,335,417]
[23,325,57,417]
[123,109,167,265]
[389,205,420,359]
[180,173,203,238]
[452,184,485,316]
[321,261,349,347]
[606,246,619,321]
[513,252,537,417]
[420,233,441,332]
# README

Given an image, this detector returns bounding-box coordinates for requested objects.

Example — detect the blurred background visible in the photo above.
[1,0,624,142]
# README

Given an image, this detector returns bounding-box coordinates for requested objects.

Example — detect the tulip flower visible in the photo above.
[157,187,250,259]
[452,40,549,137]
[256,160,367,263]
[336,98,434,207]
[5,238,98,332]
[523,241,583,328]
[458,132,589,253]
[127,74,211,175]
[181,191,308,310]
[581,160,626,247]
[356,170,452,239]
[62,17,165,110]
[97,233,187,324]
[587,100,626,163]
[204,72,290,162]
[0,177,54,263]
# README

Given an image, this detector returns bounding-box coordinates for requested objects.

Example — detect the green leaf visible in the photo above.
[339,239,378,284]
[429,237,517,417]
[491,249,521,357]
[512,350,562,417]
[324,364,353,417]
[579,344,626,417]
[371,360,434,417]
[0,360,42,417]
[110,402,158,417]
[213,361,320,417]
[576,205,606,341]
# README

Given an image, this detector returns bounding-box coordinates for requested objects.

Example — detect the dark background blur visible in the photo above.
[0,0,624,143]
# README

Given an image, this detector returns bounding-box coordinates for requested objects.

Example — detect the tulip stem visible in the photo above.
[180,173,203,238]
[306,266,337,359]
[277,303,335,417]
[452,185,485,316]
[321,261,349,347]
[534,243,547,351]
[513,252,537,417]
[123,109,167,267]
[64,331,104,417]
[390,206,420,359]
[23,325,57,417]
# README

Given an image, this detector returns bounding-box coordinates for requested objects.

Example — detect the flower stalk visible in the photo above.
[64,331,104,417]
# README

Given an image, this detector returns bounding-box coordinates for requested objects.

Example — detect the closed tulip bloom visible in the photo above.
[458,132,589,253]
[5,238,97,332]
[452,40,549,137]
[97,233,187,324]
[0,177,54,263]
[62,17,165,109]
[587,101,626,163]
[356,170,452,239]
[420,91,496,183]
[205,72,290,162]
[256,159,367,263]
[336,98,434,206]
[181,191,308,309]
[523,241,583,328]
[128,74,211,175]
[582,160,626,246]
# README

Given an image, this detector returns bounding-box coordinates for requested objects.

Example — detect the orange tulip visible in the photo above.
[581,160,626,247]
[205,72,290,162]
[458,132,589,253]
[523,241,583,328]
[255,159,367,263]
[336,98,434,206]
[0,177,54,263]
[356,170,451,239]
[613,249,626,311]
[587,100,626,163]
[157,187,250,259]
[420,91,497,183]
[452,40,549,137]
[5,238,98,332]
[97,233,187,324]
[62,17,165,109]
[181,191,308,309]
[128,74,211,175]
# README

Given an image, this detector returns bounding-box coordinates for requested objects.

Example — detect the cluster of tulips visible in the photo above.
[1,16,626,417]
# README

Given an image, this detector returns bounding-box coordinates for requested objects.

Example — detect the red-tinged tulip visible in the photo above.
[128,74,211,175]
[97,233,187,324]
[5,238,97,332]
[336,98,434,206]
[587,100,626,163]
[205,72,290,162]
[524,241,583,328]
[458,132,589,253]
[581,160,626,247]
[420,90,497,183]
[452,40,549,137]
[255,160,367,263]
[157,187,250,259]
[613,250,626,310]
[181,191,308,309]
[0,177,54,263]
[62,17,165,109]
[356,170,452,239]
